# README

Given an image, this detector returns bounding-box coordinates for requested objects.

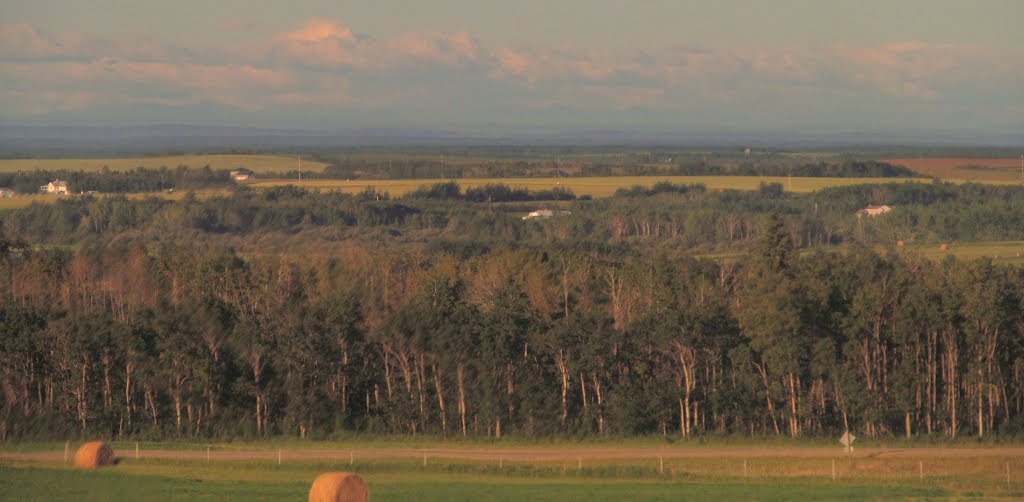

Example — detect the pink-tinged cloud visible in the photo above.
[388,31,481,65]
[1,20,1021,125]
[279,18,356,43]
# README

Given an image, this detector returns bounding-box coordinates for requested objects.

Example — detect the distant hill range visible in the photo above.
[0,124,1019,155]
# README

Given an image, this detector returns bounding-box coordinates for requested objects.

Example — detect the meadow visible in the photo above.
[0,154,326,174]
[1,442,1020,501]
[901,240,1024,265]
[885,157,1024,183]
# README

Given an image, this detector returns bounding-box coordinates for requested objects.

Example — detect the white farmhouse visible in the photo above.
[40,180,69,195]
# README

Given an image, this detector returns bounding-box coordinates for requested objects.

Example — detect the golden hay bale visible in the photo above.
[74,441,115,469]
[896,240,905,247]
[939,243,949,252]
[309,472,369,502]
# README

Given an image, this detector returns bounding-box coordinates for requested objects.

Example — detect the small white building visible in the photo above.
[522,209,571,220]
[40,180,69,195]
[857,205,893,217]
[0,187,15,198]
[230,168,255,182]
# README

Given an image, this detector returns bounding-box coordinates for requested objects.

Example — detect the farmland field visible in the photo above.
[886,157,1024,183]
[901,240,1024,265]
[0,175,928,210]
[1,443,1020,500]
[249,175,928,197]
[0,154,326,174]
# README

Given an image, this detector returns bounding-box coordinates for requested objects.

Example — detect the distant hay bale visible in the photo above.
[309,472,368,502]
[74,441,115,469]
[897,240,905,247]
[940,243,949,252]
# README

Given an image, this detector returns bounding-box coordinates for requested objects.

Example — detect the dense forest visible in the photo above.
[3,181,1024,250]
[3,181,1024,441]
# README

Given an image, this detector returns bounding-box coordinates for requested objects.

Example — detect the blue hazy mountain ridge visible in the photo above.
[1,124,1020,154]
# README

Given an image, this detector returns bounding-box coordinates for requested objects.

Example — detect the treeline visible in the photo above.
[0,166,230,194]
[6,181,1024,253]
[669,160,919,178]
[0,159,918,193]
[316,156,919,179]
[614,181,707,198]
[406,181,578,202]
[3,217,1024,441]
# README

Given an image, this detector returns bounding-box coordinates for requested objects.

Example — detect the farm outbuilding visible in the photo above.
[856,205,892,217]
[231,168,255,182]
[522,209,571,220]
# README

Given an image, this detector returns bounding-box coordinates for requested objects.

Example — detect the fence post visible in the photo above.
[206,446,210,463]
[919,461,923,482]
[423,449,427,467]
[577,457,582,470]
[277,448,281,466]
[64,441,69,465]
[659,456,664,475]
[349,450,354,465]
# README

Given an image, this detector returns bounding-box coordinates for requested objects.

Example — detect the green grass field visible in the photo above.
[901,240,1024,265]
[0,154,328,174]
[6,449,1016,501]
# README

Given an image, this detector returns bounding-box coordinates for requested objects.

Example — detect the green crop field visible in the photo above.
[901,240,1024,265]
[0,154,327,174]
[2,443,1020,501]
[249,175,929,197]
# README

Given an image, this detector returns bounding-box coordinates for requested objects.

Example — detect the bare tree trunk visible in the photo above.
[124,363,134,428]
[556,350,569,424]
[174,394,182,434]
[457,363,467,437]
[788,372,799,438]
[144,384,157,426]
[580,372,588,410]
[755,363,780,435]
[432,363,447,434]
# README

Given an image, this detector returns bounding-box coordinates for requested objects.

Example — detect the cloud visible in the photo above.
[0,19,1021,130]
[388,31,481,65]
[279,18,357,43]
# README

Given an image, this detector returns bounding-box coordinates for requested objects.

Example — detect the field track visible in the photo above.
[4,446,1022,463]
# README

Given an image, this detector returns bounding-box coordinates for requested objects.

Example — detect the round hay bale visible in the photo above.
[74,441,115,469]
[896,240,905,247]
[309,472,368,502]
[939,243,949,252]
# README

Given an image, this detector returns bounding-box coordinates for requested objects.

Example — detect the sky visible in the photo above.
[2,0,1023,138]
